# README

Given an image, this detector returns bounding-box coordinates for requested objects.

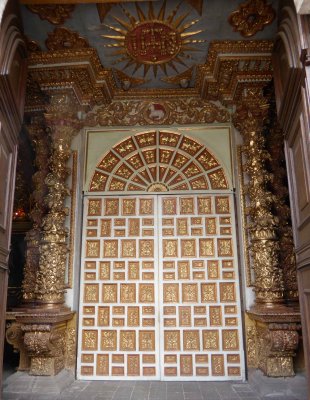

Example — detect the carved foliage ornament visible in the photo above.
[27,5,75,25]
[46,27,89,51]
[228,0,275,38]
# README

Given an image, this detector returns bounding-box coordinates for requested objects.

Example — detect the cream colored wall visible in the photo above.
[84,125,234,192]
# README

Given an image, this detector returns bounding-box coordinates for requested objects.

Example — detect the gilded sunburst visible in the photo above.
[102,1,205,77]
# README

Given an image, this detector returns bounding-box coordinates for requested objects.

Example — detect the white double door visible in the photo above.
[78,193,244,380]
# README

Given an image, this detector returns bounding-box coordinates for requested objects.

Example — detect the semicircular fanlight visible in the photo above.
[89,131,229,193]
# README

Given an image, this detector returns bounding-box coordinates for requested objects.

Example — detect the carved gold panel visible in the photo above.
[164,284,179,303]
[83,318,94,326]
[81,366,94,376]
[210,306,222,326]
[211,355,224,376]
[88,199,102,216]
[103,240,118,258]
[102,284,117,303]
[196,354,208,363]
[179,306,191,327]
[181,239,196,257]
[112,367,124,376]
[182,284,198,302]
[98,307,110,326]
[139,331,155,351]
[88,219,98,227]
[129,219,140,236]
[164,331,180,351]
[208,260,219,279]
[215,197,230,214]
[206,217,217,235]
[120,331,136,351]
[121,240,136,258]
[128,355,140,376]
[139,284,155,303]
[197,197,212,214]
[82,330,98,351]
[82,354,94,363]
[222,330,239,350]
[127,306,140,327]
[100,219,111,237]
[128,262,139,280]
[113,306,125,314]
[178,261,190,280]
[104,198,119,215]
[143,355,155,363]
[87,229,97,237]
[162,198,177,215]
[99,262,110,280]
[203,330,219,350]
[218,239,233,257]
[140,198,154,215]
[120,284,136,303]
[84,284,99,303]
[183,330,200,350]
[177,218,188,236]
[112,354,124,363]
[180,197,194,214]
[85,272,96,280]
[122,198,136,215]
[199,239,215,257]
[86,240,100,258]
[163,239,178,257]
[180,355,193,376]
[220,283,236,302]
[139,240,154,257]
[85,261,96,270]
[201,283,217,302]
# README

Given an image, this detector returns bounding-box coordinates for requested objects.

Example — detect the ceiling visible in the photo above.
[20,0,279,91]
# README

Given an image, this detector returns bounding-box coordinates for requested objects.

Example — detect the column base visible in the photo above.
[246,304,301,377]
[6,308,76,376]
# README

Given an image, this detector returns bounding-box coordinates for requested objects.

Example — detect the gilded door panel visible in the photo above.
[159,194,244,380]
[78,196,159,379]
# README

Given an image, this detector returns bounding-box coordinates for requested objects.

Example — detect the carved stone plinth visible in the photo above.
[6,309,75,376]
[246,306,301,377]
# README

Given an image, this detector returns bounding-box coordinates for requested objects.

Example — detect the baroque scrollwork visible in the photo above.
[46,27,89,51]
[228,0,275,37]
[27,4,75,25]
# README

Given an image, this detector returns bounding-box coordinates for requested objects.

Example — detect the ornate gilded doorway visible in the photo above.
[77,130,245,380]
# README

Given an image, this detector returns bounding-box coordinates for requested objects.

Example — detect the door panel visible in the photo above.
[159,194,244,380]
[78,194,244,380]
[78,195,160,379]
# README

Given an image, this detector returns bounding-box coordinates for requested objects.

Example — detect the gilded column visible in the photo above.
[35,95,81,306]
[22,114,50,303]
[267,124,298,302]
[233,88,284,305]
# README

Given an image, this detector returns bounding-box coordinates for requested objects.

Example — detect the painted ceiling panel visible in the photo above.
[21,0,278,90]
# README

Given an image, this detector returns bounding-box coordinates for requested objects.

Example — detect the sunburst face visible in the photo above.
[102,1,205,77]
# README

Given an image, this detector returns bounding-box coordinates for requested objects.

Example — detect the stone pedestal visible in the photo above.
[247,305,301,377]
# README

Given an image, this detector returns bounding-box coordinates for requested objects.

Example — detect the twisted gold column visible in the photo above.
[22,114,50,303]
[34,96,81,306]
[234,88,284,305]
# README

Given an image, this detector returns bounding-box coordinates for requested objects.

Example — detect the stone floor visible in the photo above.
[2,369,308,400]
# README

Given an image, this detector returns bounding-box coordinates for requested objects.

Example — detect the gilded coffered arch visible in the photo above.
[89,130,230,194]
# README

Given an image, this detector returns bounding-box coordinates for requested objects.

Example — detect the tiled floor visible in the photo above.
[2,369,308,400]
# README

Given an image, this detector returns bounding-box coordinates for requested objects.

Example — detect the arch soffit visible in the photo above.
[88,130,231,194]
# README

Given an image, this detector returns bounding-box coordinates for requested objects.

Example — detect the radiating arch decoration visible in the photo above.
[89,131,229,192]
